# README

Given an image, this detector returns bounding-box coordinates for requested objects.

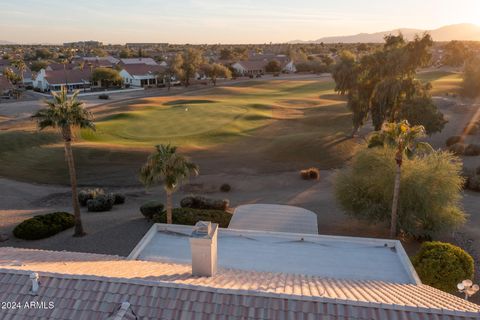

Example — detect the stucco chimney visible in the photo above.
[189,221,218,277]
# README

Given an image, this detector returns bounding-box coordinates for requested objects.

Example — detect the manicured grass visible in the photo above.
[417,70,463,96]
[0,79,361,185]
[82,80,337,147]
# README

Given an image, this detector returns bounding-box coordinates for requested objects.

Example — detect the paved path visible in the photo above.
[229,204,319,234]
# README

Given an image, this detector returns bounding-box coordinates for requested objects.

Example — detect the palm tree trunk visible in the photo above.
[166,189,173,224]
[390,163,402,238]
[63,133,85,237]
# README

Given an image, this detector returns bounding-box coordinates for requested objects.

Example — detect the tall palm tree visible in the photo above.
[369,120,432,238]
[32,87,95,237]
[140,144,199,224]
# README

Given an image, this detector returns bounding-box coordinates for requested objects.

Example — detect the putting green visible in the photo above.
[82,101,272,146]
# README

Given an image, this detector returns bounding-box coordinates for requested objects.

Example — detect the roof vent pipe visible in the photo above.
[29,272,39,295]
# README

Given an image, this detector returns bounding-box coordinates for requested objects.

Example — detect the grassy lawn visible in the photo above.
[417,70,463,96]
[0,79,362,185]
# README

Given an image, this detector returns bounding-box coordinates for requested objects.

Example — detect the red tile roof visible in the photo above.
[0,247,478,320]
[235,60,267,71]
[121,63,166,77]
[44,69,92,85]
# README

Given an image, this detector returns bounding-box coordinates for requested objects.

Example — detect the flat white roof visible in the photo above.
[130,224,420,284]
[229,204,318,234]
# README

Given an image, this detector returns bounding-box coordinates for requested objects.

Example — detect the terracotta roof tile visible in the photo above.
[0,247,478,320]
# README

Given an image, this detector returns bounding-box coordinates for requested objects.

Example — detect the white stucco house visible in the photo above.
[33,68,93,92]
[119,63,166,87]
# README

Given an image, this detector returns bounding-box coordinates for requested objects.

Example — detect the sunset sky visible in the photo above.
[1,0,479,44]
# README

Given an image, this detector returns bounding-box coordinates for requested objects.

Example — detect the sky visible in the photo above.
[1,0,479,44]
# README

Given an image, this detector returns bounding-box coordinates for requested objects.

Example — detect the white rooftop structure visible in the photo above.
[230,204,318,234]
[129,224,419,284]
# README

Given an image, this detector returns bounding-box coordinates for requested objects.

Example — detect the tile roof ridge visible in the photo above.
[1,267,478,317]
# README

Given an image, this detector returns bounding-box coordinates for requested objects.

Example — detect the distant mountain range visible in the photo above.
[0,40,14,45]
[289,23,480,43]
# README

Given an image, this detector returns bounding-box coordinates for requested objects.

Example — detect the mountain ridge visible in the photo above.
[290,23,480,43]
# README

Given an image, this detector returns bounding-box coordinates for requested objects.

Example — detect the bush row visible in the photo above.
[78,188,126,212]
[152,208,232,228]
[13,212,75,240]
[180,195,229,211]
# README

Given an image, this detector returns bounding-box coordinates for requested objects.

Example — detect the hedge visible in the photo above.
[153,208,232,228]
[180,195,229,211]
[13,212,75,240]
[412,241,474,293]
[140,200,165,219]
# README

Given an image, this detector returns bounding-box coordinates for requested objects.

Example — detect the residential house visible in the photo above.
[119,63,166,87]
[231,60,267,76]
[232,54,296,75]
[120,57,158,66]
[76,56,120,69]
[33,68,93,92]
[0,221,479,319]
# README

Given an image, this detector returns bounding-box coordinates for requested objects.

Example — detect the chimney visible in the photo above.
[29,272,39,295]
[189,221,218,277]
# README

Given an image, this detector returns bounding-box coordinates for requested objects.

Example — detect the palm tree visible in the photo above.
[32,87,95,237]
[140,144,199,224]
[12,59,26,84]
[369,120,432,238]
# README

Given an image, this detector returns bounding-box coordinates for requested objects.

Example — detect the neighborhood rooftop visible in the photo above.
[131,224,417,284]
[0,224,479,319]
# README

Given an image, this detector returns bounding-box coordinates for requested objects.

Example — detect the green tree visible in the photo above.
[334,146,465,239]
[35,48,53,60]
[265,60,282,73]
[3,67,20,84]
[202,63,232,86]
[119,48,132,58]
[32,88,95,237]
[332,34,440,136]
[443,41,471,67]
[462,56,480,98]
[91,67,122,88]
[412,242,474,293]
[172,48,204,87]
[140,144,199,224]
[11,59,26,83]
[368,121,433,238]
[30,60,49,72]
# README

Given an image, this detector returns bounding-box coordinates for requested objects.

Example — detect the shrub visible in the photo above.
[98,94,109,100]
[464,144,480,156]
[448,143,465,156]
[445,136,462,147]
[220,183,231,192]
[153,208,232,228]
[180,195,229,211]
[87,193,115,212]
[140,200,164,219]
[78,188,105,206]
[412,241,474,293]
[13,212,75,240]
[466,175,480,191]
[334,148,466,239]
[113,193,126,205]
[300,167,320,180]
